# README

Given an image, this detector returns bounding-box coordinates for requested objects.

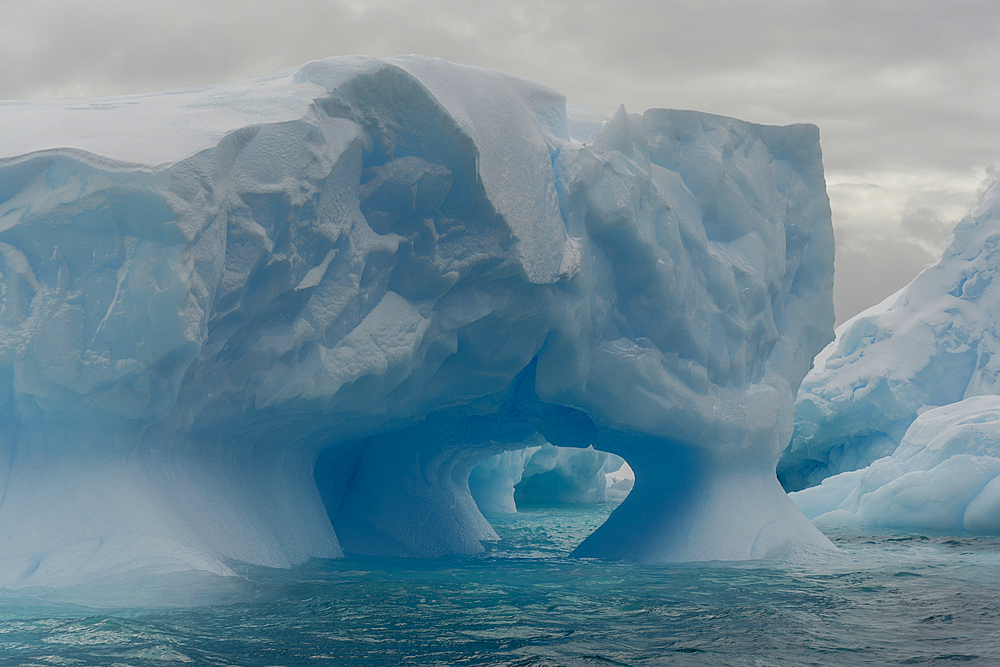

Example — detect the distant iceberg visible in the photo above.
[0,55,835,587]
[782,184,1000,492]
[469,443,633,514]
[785,184,1000,533]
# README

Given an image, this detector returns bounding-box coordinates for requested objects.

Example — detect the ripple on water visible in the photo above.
[0,510,996,665]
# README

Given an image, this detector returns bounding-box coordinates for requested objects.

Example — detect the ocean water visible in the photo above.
[0,505,998,666]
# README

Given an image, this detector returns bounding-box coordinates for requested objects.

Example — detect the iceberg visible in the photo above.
[469,443,633,513]
[791,396,1000,533]
[468,445,542,515]
[0,55,835,586]
[781,184,1000,491]
[512,444,628,506]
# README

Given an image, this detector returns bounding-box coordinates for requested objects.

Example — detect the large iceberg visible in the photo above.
[781,184,1000,491]
[785,184,1000,533]
[0,56,835,587]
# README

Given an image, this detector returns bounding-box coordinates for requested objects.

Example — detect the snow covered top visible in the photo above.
[0,67,324,166]
[0,55,574,168]
[780,182,1000,490]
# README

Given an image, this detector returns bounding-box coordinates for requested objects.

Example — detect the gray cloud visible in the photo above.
[977,165,1000,202]
[900,201,954,251]
[832,226,938,325]
[2,0,999,322]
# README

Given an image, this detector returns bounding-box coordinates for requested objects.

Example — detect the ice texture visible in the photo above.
[781,184,1000,491]
[468,445,543,515]
[791,396,1000,533]
[514,445,627,506]
[0,55,835,586]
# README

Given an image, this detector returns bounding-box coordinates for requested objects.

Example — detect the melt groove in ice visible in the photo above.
[0,55,835,587]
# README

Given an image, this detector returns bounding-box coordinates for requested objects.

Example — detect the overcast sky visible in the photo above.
[2,0,998,323]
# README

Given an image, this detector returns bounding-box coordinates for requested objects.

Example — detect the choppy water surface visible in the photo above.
[0,505,998,665]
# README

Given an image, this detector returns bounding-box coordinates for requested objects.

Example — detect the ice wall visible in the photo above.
[468,445,543,515]
[781,184,1000,491]
[0,55,835,586]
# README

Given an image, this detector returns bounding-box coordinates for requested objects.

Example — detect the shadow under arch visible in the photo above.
[311,357,643,559]
[312,421,637,560]
[309,353,828,564]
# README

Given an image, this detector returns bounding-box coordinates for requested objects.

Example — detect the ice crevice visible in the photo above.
[0,55,836,587]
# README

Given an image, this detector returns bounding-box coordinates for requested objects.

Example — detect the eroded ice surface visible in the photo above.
[781,184,1000,491]
[0,55,835,587]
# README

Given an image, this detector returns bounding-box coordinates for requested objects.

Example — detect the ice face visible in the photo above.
[0,55,835,586]
[780,184,1000,491]
[468,445,543,515]
[791,396,1000,533]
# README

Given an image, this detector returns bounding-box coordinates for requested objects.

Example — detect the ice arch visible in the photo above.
[0,56,835,587]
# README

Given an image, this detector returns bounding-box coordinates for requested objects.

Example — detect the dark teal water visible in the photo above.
[0,506,998,665]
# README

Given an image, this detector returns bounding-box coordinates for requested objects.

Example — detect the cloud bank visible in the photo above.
[3,0,999,322]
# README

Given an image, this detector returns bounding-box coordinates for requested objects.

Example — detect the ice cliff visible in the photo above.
[0,55,835,587]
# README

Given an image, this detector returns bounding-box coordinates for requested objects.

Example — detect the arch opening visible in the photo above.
[310,414,636,560]
[469,442,634,515]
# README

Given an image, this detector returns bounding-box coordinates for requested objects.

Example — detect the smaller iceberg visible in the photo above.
[791,395,1000,533]
[469,443,633,514]
[780,183,1000,490]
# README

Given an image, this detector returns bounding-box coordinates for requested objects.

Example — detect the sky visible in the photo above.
[2,0,998,324]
